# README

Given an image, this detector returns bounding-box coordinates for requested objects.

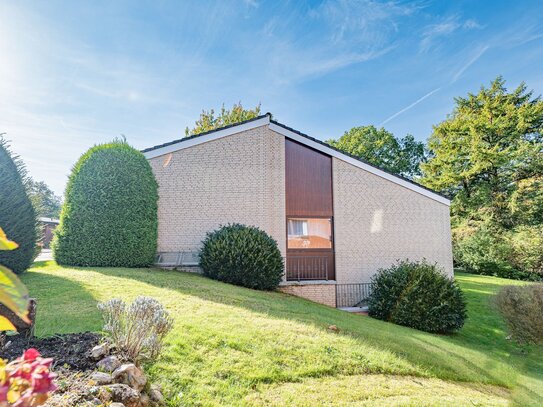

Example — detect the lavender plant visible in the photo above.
[98,296,173,363]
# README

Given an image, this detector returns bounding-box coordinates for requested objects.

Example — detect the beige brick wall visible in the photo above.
[333,158,453,283]
[148,126,286,258]
[279,284,336,307]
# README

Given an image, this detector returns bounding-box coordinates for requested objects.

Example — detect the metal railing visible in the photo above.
[336,283,373,307]
[155,251,200,267]
[286,256,329,281]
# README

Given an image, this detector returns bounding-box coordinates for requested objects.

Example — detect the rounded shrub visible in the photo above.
[0,137,37,274]
[368,260,467,334]
[199,224,283,290]
[52,140,158,267]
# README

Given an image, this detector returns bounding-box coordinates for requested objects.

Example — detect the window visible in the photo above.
[287,218,332,249]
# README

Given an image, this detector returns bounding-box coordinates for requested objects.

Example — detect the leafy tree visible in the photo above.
[27,179,62,218]
[421,77,543,279]
[185,102,262,136]
[0,137,38,274]
[52,140,158,267]
[326,126,426,178]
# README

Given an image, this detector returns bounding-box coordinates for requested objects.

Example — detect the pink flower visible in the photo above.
[31,366,57,394]
[22,349,40,362]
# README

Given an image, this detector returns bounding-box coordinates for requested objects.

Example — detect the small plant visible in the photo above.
[368,260,467,334]
[0,348,57,406]
[199,223,284,290]
[495,284,543,345]
[98,297,173,363]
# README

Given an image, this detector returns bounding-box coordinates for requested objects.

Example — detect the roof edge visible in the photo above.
[142,113,271,156]
[141,113,449,206]
[269,120,450,206]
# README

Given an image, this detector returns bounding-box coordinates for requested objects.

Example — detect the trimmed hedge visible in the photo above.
[199,224,283,290]
[0,138,37,274]
[368,260,467,334]
[52,141,158,267]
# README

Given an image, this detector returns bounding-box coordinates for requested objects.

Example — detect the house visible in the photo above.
[38,217,59,249]
[143,114,452,308]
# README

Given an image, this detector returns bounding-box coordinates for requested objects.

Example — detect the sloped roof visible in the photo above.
[142,113,450,205]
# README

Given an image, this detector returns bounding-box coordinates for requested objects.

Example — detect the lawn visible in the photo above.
[22,262,542,406]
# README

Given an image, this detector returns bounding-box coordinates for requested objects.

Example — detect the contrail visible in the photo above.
[379,87,441,126]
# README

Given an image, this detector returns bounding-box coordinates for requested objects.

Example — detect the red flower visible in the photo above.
[22,349,40,362]
[31,365,57,394]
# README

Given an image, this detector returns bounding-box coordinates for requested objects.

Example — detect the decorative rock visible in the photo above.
[104,383,140,407]
[91,343,109,360]
[90,371,113,385]
[109,403,125,407]
[139,393,150,407]
[112,363,147,391]
[90,398,102,405]
[149,385,164,403]
[97,355,121,372]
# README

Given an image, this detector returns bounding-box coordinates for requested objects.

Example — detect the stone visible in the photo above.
[149,384,164,403]
[139,393,150,407]
[90,371,113,385]
[90,398,102,405]
[103,384,140,407]
[112,363,147,391]
[109,403,125,407]
[97,355,121,372]
[91,343,109,360]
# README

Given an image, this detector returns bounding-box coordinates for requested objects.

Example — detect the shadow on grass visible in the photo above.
[21,270,102,337]
[35,265,542,405]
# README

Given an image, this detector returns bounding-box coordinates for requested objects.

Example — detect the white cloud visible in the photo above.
[452,45,489,83]
[420,15,482,52]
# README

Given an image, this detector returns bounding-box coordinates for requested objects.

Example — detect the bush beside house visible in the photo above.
[0,138,37,274]
[200,224,284,290]
[52,141,158,267]
[368,260,467,334]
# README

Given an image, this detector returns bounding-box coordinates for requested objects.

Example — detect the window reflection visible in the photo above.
[287,218,332,249]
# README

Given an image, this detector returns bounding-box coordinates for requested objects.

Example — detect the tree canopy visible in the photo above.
[421,76,543,279]
[326,126,426,179]
[27,179,62,218]
[185,102,262,137]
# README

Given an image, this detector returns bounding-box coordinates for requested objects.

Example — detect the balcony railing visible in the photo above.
[336,283,374,308]
[286,256,330,281]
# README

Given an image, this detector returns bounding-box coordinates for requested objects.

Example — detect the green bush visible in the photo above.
[0,138,37,274]
[368,260,467,334]
[454,225,542,281]
[52,141,158,267]
[199,224,283,290]
[495,284,543,345]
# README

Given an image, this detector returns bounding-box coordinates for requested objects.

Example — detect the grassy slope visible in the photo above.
[22,263,542,406]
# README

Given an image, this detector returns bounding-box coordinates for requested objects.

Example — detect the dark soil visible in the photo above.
[0,332,101,371]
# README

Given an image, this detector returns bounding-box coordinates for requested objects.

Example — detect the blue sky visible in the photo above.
[2,0,543,195]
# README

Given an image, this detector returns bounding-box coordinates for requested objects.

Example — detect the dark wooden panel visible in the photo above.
[286,250,335,281]
[285,139,333,217]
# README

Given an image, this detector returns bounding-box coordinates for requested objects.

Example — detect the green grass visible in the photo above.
[22,263,542,406]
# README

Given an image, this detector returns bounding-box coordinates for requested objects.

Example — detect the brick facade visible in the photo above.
[278,283,336,307]
[147,123,453,308]
[148,126,286,258]
[332,158,453,283]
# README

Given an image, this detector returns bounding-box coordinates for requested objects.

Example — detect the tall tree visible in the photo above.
[326,126,426,178]
[185,102,261,136]
[0,137,38,274]
[421,77,543,279]
[421,76,543,226]
[27,179,62,218]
